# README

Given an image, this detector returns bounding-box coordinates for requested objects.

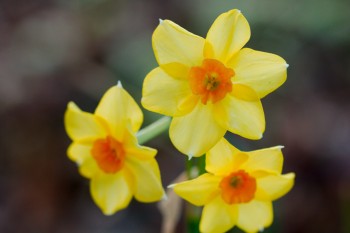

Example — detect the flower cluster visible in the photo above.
[142,9,288,157]
[64,9,295,233]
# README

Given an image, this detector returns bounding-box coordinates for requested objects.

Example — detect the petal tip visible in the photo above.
[167,184,176,189]
[188,154,193,160]
[75,161,82,166]
[162,193,168,200]
[67,101,78,109]
[102,210,114,216]
[159,18,163,24]
[285,63,290,68]
[117,80,123,88]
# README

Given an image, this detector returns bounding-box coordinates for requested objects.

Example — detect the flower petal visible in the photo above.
[242,146,284,174]
[64,102,107,143]
[90,171,132,215]
[125,144,157,160]
[152,19,204,66]
[237,200,273,233]
[125,156,164,202]
[200,196,238,233]
[205,9,250,63]
[229,48,287,98]
[79,156,100,178]
[231,83,259,101]
[67,143,99,178]
[206,138,248,176]
[160,62,190,80]
[170,103,226,157]
[214,95,265,139]
[122,126,160,161]
[255,173,295,201]
[95,85,143,136]
[172,173,221,206]
[67,142,91,164]
[142,67,194,117]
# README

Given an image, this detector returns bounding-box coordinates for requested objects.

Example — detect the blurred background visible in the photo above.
[0,0,349,232]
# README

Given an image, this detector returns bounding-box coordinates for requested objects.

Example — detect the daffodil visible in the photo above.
[64,84,165,215]
[171,138,295,233]
[142,9,288,157]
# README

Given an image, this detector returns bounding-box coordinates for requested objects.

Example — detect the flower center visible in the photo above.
[219,170,256,204]
[91,136,125,174]
[189,59,234,104]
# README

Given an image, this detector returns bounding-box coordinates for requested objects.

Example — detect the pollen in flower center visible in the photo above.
[189,59,234,104]
[230,176,241,187]
[91,135,125,174]
[205,74,220,91]
[219,170,257,204]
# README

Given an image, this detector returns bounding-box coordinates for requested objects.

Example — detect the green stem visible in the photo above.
[136,116,171,144]
[185,155,206,179]
[197,155,206,176]
[185,158,193,179]
[185,155,206,233]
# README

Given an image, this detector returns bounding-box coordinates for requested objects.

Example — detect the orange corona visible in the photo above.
[219,170,256,204]
[189,59,234,104]
[91,136,125,174]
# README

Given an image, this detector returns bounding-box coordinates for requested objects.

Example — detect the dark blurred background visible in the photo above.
[0,0,349,232]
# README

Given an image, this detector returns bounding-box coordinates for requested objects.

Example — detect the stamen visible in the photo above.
[219,170,256,204]
[189,59,234,104]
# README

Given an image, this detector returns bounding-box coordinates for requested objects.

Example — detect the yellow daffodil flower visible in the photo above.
[171,138,295,233]
[142,9,288,157]
[64,84,165,215]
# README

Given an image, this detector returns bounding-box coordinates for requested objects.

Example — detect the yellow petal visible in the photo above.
[160,62,190,79]
[122,126,158,161]
[95,85,143,137]
[90,171,132,215]
[200,196,238,233]
[67,142,91,164]
[172,173,221,206]
[242,146,284,174]
[206,138,248,176]
[237,200,273,233]
[177,94,199,115]
[125,144,157,160]
[255,173,295,201]
[205,9,250,63]
[152,19,204,66]
[64,102,107,143]
[169,103,226,157]
[79,157,99,178]
[125,156,164,202]
[67,143,99,178]
[232,83,259,101]
[142,67,193,117]
[214,95,265,139]
[229,48,287,98]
